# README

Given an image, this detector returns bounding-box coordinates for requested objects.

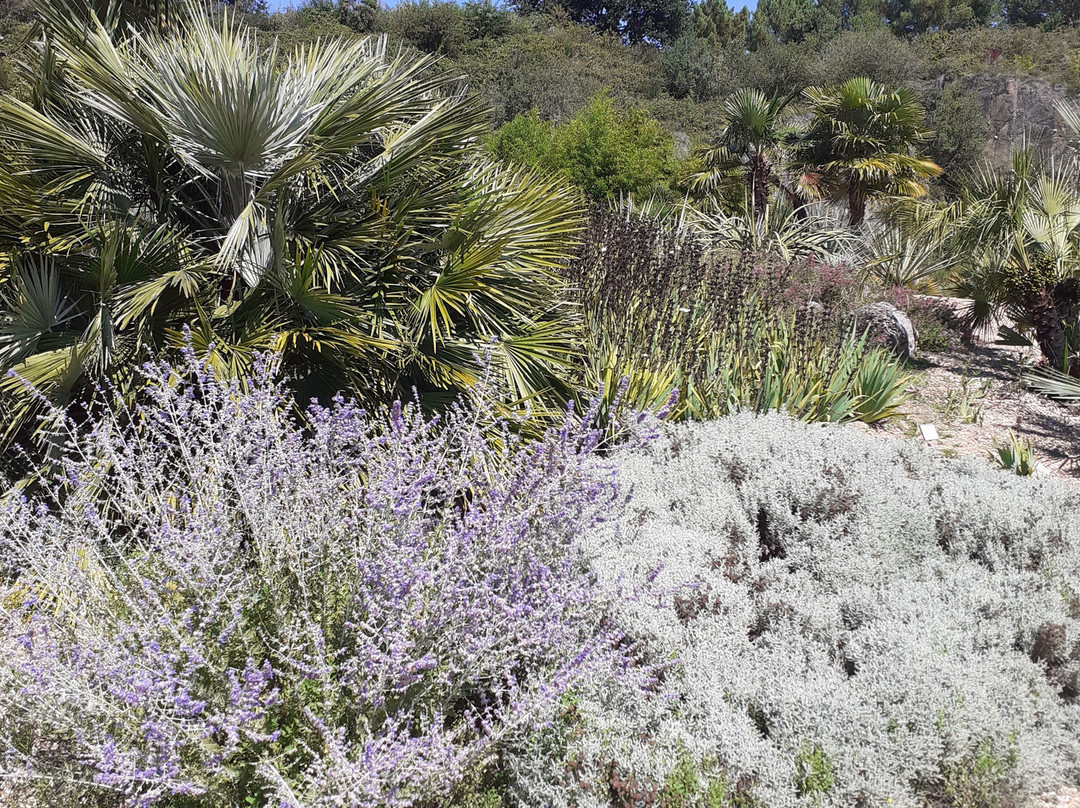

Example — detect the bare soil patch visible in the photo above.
[860,335,1080,479]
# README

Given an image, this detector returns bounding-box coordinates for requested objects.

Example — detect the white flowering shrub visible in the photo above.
[508,414,1080,808]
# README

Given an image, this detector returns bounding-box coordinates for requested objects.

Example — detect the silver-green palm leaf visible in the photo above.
[0,0,583,442]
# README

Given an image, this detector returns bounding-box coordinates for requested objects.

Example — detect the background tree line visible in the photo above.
[6,0,1080,195]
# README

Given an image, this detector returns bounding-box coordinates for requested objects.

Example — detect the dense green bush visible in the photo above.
[813,28,922,88]
[377,0,467,55]
[454,20,664,124]
[489,94,677,199]
[923,82,989,189]
[728,40,816,96]
[658,32,724,100]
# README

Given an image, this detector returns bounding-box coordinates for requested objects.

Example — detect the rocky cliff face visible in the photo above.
[960,74,1070,164]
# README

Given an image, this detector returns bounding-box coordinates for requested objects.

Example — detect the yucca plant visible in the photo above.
[850,344,912,422]
[989,430,1038,476]
[687,199,856,263]
[0,0,583,450]
[754,318,864,422]
[861,201,959,294]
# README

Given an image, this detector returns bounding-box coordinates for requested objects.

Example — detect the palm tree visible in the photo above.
[685,89,795,223]
[0,0,583,446]
[789,77,941,227]
[969,103,1080,395]
[949,149,1080,374]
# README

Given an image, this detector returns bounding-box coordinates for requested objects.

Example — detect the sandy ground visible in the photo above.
[1039,786,1080,808]
[857,337,1080,480]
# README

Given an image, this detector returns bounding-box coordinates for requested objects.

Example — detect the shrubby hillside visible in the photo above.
[146,0,1080,187]
[6,0,1078,185]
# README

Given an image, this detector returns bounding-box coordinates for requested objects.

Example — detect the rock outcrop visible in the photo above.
[856,302,918,359]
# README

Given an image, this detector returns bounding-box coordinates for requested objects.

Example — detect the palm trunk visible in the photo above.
[780,184,808,220]
[749,152,770,223]
[1028,285,1075,373]
[848,185,866,227]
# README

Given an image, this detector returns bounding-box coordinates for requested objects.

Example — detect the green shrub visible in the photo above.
[659,33,724,99]
[490,94,677,199]
[924,82,988,190]
[903,296,967,352]
[814,28,923,88]
[452,20,664,124]
[660,751,702,807]
[487,108,557,165]
[556,94,676,198]
[794,743,836,803]
[939,738,1020,808]
[913,314,952,352]
[727,40,815,96]
[378,0,467,55]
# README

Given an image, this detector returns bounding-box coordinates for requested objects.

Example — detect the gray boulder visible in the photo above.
[856,302,917,359]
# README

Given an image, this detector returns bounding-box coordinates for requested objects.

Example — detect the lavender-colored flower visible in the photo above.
[0,352,639,807]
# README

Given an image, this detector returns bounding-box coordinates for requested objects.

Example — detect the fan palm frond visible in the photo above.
[1024,365,1080,403]
[790,78,940,226]
[0,0,585,447]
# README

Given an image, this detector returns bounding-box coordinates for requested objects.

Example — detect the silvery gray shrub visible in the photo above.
[507,414,1080,808]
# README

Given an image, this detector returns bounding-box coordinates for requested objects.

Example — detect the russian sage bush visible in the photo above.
[509,415,1080,808]
[0,355,636,807]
